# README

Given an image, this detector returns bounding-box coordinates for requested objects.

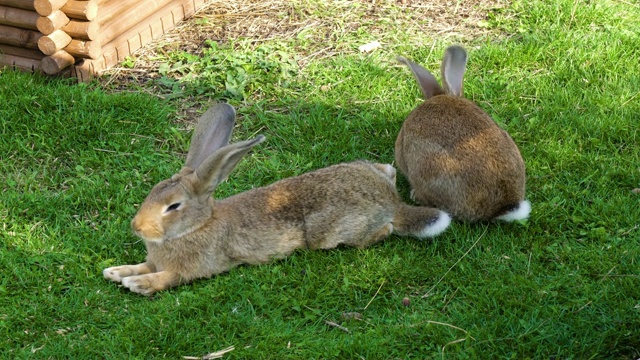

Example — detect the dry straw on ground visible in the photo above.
[100,0,508,87]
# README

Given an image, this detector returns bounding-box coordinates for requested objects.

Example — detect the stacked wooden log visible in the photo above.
[0,0,210,80]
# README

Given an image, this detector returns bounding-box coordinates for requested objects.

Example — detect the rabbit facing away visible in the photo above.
[104,103,451,295]
[395,45,531,222]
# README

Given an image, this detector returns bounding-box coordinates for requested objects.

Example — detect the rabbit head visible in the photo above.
[131,103,265,243]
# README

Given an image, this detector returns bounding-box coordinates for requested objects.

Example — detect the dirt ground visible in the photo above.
[100,0,509,88]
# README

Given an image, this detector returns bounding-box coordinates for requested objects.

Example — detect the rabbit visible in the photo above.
[395,45,531,222]
[103,103,451,295]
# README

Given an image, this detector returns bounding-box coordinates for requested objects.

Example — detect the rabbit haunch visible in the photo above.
[104,103,450,295]
[395,45,530,222]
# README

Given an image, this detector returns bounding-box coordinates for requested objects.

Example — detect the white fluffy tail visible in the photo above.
[393,206,451,238]
[417,211,452,237]
[496,200,531,222]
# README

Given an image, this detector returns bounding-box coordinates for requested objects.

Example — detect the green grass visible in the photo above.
[2,0,640,358]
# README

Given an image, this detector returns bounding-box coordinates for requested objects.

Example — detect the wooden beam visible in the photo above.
[61,0,97,21]
[0,44,46,59]
[0,0,35,11]
[0,52,41,71]
[97,0,142,25]
[40,48,74,74]
[64,38,100,59]
[37,28,72,55]
[0,5,40,31]
[0,24,42,49]
[34,0,68,16]
[37,10,70,35]
[98,0,173,44]
[62,19,98,40]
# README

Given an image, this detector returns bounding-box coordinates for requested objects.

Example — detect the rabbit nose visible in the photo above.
[130,213,164,241]
[131,217,142,233]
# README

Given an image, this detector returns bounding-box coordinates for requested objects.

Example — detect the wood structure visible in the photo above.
[0,0,211,80]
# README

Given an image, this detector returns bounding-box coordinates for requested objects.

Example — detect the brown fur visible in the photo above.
[104,104,450,295]
[395,46,529,222]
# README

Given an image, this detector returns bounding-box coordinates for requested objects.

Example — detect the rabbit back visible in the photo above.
[219,161,401,254]
[396,95,526,222]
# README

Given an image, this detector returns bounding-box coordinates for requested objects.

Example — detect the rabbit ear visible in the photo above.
[397,56,445,99]
[441,45,468,97]
[184,103,236,169]
[191,135,266,196]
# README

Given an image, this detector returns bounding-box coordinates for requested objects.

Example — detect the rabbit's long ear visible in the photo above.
[192,135,266,196]
[397,56,445,100]
[185,103,236,169]
[441,45,468,97]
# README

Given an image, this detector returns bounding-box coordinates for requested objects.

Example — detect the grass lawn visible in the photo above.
[1,0,639,358]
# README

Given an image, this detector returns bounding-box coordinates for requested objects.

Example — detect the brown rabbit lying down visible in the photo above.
[104,104,451,295]
[395,45,531,223]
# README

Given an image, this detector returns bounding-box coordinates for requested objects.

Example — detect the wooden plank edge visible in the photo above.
[69,0,212,82]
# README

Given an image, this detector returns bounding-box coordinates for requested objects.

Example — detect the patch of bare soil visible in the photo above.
[101,0,509,94]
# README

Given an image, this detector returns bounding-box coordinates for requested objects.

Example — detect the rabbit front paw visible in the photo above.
[103,265,132,282]
[121,271,181,296]
[103,262,154,283]
[121,275,158,296]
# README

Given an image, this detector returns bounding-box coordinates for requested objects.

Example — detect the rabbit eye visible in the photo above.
[165,203,181,212]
